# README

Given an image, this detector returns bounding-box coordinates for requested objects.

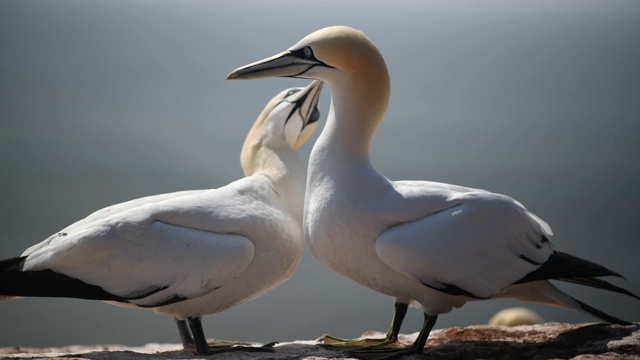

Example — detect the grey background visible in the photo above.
[1,0,639,348]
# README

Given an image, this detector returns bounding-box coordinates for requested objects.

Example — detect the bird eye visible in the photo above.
[302,46,313,59]
[310,107,320,122]
[285,89,301,98]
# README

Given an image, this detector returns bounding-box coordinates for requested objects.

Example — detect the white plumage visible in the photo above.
[0,80,324,355]
[227,26,638,358]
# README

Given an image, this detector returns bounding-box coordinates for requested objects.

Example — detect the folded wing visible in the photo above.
[376,192,554,299]
[17,217,254,308]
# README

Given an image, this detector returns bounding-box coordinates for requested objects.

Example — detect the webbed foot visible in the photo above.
[319,334,403,350]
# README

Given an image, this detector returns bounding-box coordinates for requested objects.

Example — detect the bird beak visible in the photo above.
[291,79,323,114]
[292,80,323,149]
[226,50,324,80]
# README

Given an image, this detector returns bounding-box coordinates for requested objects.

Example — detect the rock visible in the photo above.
[1,323,638,360]
[488,307,544,326]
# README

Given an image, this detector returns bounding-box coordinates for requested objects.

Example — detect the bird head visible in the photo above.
[266,80,323,150]
[227,26,389,129]
[226,26,385,84]
[241,80,323,176]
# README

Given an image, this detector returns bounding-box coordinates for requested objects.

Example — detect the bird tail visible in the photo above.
[507,251,639,325]
[0,256,123,302]
[500,280,634,325]
[569,296,633,325]
[0,256,25,301]
[515,251,639,299]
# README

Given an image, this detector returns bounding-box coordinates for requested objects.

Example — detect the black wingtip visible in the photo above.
[0,265,124,302]
[1,257,188,308]
[516,251,626,284]
[0,256,27,272]
[514,251,639,302]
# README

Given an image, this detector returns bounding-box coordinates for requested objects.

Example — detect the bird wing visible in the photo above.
[20,186,260,307]
[22,190,206,257]
[376,189,554,299]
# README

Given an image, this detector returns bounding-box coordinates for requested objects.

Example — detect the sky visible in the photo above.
[1,0,639,348]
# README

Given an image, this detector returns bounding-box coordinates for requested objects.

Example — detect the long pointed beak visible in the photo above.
[292,80,323,149]
[296,80,324,125]
[226,50,324,80]
[284,79,323,126]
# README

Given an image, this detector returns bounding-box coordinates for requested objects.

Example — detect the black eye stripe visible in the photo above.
[291,46,315,60]
[284,91,309,124]
[272,91,310,126]
[290,47,336,71]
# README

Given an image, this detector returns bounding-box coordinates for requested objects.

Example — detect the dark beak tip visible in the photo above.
[225,71,240,80]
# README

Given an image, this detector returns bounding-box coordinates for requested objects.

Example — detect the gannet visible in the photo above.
[0,80,323,355]
[227,26,639,358]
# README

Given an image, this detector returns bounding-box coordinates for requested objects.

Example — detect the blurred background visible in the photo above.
[1,0,639,348]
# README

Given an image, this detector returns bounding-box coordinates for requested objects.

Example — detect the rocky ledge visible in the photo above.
[1,322,639,360]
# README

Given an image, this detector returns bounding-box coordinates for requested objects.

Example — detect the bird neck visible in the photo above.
[241,138,306,220]
[310,61,390,171]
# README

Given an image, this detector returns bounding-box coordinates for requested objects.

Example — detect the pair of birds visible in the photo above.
[1,26,638,359]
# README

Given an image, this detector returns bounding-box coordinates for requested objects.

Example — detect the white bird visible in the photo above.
[0,80,324,355]
[227,26,639,358]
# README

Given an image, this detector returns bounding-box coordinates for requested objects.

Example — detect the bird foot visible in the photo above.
[319,334,402,350]
[187,341,277,355]
[349,345,422,360]
[206,338,252,348]
[203,343,277,355]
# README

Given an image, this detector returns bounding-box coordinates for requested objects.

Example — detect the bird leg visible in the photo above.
[187,317,211,355]
[186,317,276,355]
[320,302,408,349]
[350,314,438,360]
[175,318,195,349]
